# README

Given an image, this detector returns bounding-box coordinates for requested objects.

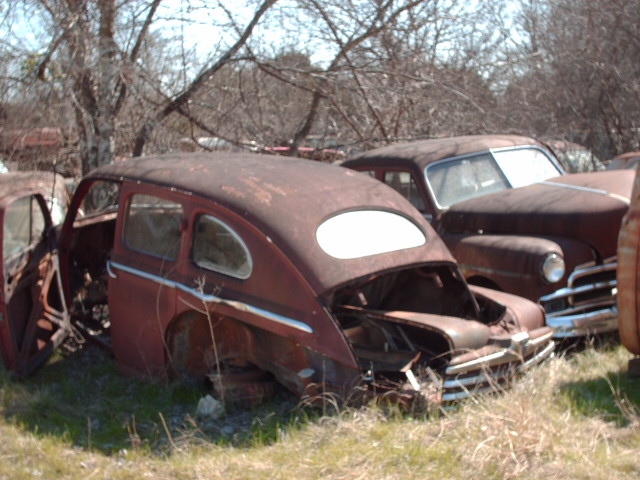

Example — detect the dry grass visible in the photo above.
[0,343,639,479]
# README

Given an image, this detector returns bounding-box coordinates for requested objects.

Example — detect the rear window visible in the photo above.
[316,210,426,259]
[192,214,252,279]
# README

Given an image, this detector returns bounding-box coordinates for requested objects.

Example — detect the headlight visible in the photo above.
[541,253,565,283]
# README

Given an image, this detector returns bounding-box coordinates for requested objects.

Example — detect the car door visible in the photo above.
[106,183,183,378]
[0,192,71,375]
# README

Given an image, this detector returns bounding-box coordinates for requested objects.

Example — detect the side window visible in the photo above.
[383,171,426,211]
[123,194,183,260]
[3,195,47,260]
[192,214,252,279]
[78,181,121,219]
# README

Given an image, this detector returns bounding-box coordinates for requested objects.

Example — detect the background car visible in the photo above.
[606,152,640,171]
[0,153,554,405]
[539,138,605,173]
[343,135,634,338]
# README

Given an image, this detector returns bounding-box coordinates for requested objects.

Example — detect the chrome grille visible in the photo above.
[539,256,618,337]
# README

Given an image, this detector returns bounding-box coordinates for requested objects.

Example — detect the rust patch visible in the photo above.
[220,184,247,199]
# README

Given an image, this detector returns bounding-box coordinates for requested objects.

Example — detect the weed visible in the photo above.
[0,341,638,479]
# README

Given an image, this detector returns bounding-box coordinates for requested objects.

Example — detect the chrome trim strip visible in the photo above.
[527,330,555,348]
[445,348,520,375]
[544,300,616,318]
[540,279,617,302]
[539,181,630,205]
[107,261,314,334]
[545,307,618,337]
[442,384,503,402]
[443,369,511,389]
[567,261,616,285]
[520,341,555,369]
[106,260,118,279]
[441,340,555,400]
[445,331,553,376]
[192,215,253,279]
[456,263,532,280]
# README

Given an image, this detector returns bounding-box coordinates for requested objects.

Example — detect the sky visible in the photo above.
[155,0,334,65]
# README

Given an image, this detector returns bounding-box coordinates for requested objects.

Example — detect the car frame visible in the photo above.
[0,153,554,404]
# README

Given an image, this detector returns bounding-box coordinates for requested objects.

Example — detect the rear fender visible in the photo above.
[165,310,360,396]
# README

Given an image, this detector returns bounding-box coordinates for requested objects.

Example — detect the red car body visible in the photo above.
[0,153,553,404]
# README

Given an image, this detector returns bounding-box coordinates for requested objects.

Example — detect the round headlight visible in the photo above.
[541,253,565,284]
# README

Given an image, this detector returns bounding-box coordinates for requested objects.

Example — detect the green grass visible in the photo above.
[0,340,639,479]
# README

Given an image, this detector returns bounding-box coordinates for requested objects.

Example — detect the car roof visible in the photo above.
[85,152,455,294]
[344,134,545,170]
[0,171,69,203]
[614,151,640,160]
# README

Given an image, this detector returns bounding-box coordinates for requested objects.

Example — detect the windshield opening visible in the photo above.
[492,148,563,188]
[426,147,563,208]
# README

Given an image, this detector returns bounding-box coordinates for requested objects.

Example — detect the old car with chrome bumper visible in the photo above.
[0,153,553,404]
[343,135,634,338]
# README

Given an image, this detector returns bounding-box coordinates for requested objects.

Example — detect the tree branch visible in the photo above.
[132,0,278,156]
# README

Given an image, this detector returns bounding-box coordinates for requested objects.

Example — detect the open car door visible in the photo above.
[0,191,71,376]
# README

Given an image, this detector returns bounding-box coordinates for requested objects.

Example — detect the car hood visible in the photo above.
[440,170,635,258]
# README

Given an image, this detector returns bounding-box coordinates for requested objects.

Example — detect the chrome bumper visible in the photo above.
[544,306,618,338]
[539,257,618,338]
[439,330,555,402]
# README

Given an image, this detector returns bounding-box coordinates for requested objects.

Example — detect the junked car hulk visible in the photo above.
[0,153,553,404]
[343,135,634,338]
[617,162,640,363]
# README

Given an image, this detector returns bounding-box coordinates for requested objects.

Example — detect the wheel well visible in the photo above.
[165,310,252,381]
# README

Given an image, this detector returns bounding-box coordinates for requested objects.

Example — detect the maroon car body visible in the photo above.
[0,172,70,374]
[618,162,640,357]
[0,153,554,403]
[343,135,634,338]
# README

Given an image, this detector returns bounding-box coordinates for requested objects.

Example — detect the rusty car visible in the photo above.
[539,138,604,173]
[617,161,640,369]
[0,171,71,373]
[606,152,640,171]
[0,152,554,404]
[342,135,635,338]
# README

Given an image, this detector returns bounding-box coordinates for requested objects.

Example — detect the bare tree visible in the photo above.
[130,0,278,157]
[505,0,640,157]
[2,0,277,174]
[186,0,504,153]
[5,0,637,169]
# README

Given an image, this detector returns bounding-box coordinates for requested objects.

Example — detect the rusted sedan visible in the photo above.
[343,135,634,338]
[0,153,554,404]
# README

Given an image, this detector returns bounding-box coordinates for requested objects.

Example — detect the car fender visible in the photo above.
[443,233,594,300]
